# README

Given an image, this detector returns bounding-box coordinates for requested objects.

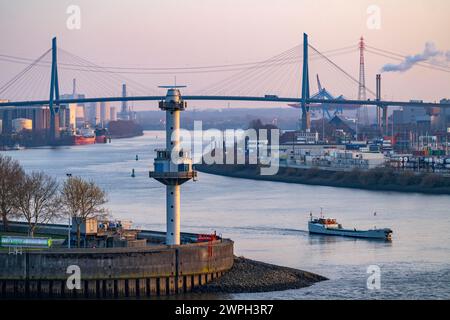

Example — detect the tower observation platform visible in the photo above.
[149,87,197,245]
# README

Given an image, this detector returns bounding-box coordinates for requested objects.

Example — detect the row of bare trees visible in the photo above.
[0,154,108,247]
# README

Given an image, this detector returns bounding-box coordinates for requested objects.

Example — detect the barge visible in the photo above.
[308,215,393,240]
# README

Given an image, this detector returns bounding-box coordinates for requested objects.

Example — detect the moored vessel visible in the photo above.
[73,135,96,145]
[94,128,108,144]
[11,143,25,150]
[73,126,96,145]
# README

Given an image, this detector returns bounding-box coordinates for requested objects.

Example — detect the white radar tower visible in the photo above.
[149,86,197,245]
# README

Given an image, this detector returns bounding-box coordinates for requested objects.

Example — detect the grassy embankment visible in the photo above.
[196,164,450,195]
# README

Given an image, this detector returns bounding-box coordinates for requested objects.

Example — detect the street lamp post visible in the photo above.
[66,173,72,249]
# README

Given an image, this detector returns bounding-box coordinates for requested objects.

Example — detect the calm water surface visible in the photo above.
[3,131,450,300]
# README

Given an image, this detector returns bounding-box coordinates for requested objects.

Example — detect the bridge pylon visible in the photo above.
[49,37,60,142]
[300,33,311,131]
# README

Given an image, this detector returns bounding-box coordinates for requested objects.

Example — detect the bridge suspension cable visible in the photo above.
[195,45,301,96]
[0,48,51,97]
[0,45,357,75]
[0,40,365,103]
[57,48,158,96]
[308,44,376,98]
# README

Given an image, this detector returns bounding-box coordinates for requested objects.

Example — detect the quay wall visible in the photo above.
[0,239,234,298]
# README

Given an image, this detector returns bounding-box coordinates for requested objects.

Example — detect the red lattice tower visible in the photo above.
[357,36,369,126]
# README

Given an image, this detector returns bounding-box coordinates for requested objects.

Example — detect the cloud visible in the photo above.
[381,42,442,73]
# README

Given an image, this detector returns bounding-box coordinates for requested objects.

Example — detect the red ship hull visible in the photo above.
[95,135,107,144]
[73,135,96,145]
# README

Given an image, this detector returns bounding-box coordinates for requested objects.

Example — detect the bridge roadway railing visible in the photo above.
[1,95,450,109]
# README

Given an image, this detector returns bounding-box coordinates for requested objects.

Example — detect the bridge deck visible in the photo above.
[0,95,449,109]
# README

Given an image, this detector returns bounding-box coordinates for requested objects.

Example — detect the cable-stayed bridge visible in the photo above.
[1,33,449,140]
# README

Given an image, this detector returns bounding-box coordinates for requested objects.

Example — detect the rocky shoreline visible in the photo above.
[193,257,327,294]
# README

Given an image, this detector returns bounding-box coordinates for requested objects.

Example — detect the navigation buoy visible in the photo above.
[131,169,135,178]
[136,155,139,161]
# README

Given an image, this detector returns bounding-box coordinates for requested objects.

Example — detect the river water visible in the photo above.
[3,131,450,300]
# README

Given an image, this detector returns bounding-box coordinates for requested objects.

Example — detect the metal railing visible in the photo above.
[149,171,197,179]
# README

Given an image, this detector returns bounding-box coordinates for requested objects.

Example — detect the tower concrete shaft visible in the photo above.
[166,103,180,154]
[165,96,181,245]
[166,184,180,245]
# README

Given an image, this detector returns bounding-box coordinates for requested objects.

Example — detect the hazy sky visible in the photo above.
[0,0,449,107]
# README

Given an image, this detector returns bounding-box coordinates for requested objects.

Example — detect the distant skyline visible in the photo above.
[0,0,449,109]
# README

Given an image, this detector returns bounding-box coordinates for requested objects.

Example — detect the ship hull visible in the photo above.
[95,135,107,144]
[73,136,96,145]
[308,222,392,240]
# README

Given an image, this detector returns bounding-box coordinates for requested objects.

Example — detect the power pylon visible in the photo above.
[357,36,369,127]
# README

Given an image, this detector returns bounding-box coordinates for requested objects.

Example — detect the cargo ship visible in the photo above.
[308,214,393,240]
[73,126,96,145]
[57,125,109,146]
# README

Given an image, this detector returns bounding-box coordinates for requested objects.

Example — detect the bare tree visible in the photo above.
[61,177,108,248]
[15,171,61,237]
[0,155,24,231]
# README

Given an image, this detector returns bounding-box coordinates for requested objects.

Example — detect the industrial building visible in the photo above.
[328,115,357,136]
[70,218,146,248]
[393,106,436,126]
[0,106,50,133]
[84,101,115,126]
[439,99,450,130]
[84,102,100,125]
[60,79,87,128]
[110,106,117,121]
[59,103,77,131]
[12,118,33,132]
[280,144,386,170]
[393,100,450,131]
[100,101,110,125]
[117,84,136,121]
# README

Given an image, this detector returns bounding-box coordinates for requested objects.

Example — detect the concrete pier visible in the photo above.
[0,239,233,299]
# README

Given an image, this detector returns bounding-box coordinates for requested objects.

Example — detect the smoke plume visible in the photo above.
[381,42,444,73]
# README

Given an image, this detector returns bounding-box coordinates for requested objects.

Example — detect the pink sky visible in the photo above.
[0,0,449,108]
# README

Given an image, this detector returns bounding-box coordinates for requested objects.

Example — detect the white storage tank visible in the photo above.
[12,118,32,132]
